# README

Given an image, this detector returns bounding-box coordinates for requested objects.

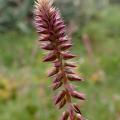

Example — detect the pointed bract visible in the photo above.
[39,34,50,41]
[73,104,82,114]
[62,52,76,60]
[43,52,56,62]
[68,74,83,82]
[48,67,59,77]
[58,98,66,109]
[54,90,66,105]
[60,44,72,51]
[41,43,54,50]
[71,91,85,100]
[65,68,75,74]
[52,81,62,90]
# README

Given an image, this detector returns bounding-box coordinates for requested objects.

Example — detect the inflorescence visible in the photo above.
[34,0,85,120]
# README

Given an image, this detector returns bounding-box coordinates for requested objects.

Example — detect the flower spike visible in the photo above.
[34,0,85,119]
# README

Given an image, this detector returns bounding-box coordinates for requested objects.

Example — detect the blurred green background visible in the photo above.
[0,0,120,120]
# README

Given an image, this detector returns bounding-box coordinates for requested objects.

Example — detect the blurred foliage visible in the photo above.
[76,0,109,27]
[55,0,77,22]
[0,0,34,33]
[82,5,120,52]
[110,0,120,3]
[0,0,117,33]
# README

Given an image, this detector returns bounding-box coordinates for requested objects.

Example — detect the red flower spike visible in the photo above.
[60,111,69,120]
[34,0,85,119]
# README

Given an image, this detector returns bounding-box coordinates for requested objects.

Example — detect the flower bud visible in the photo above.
[48,67,59,77]
[68,74,83,82]
[43,52,56,62]
[41,43,54,50]
[73,104,81,114]
[39,34,50,41]
[52,81,62,90]
[54,90,66,105]
[71,91,85,100]
[60,44,72,51]
[58,98,66,109]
